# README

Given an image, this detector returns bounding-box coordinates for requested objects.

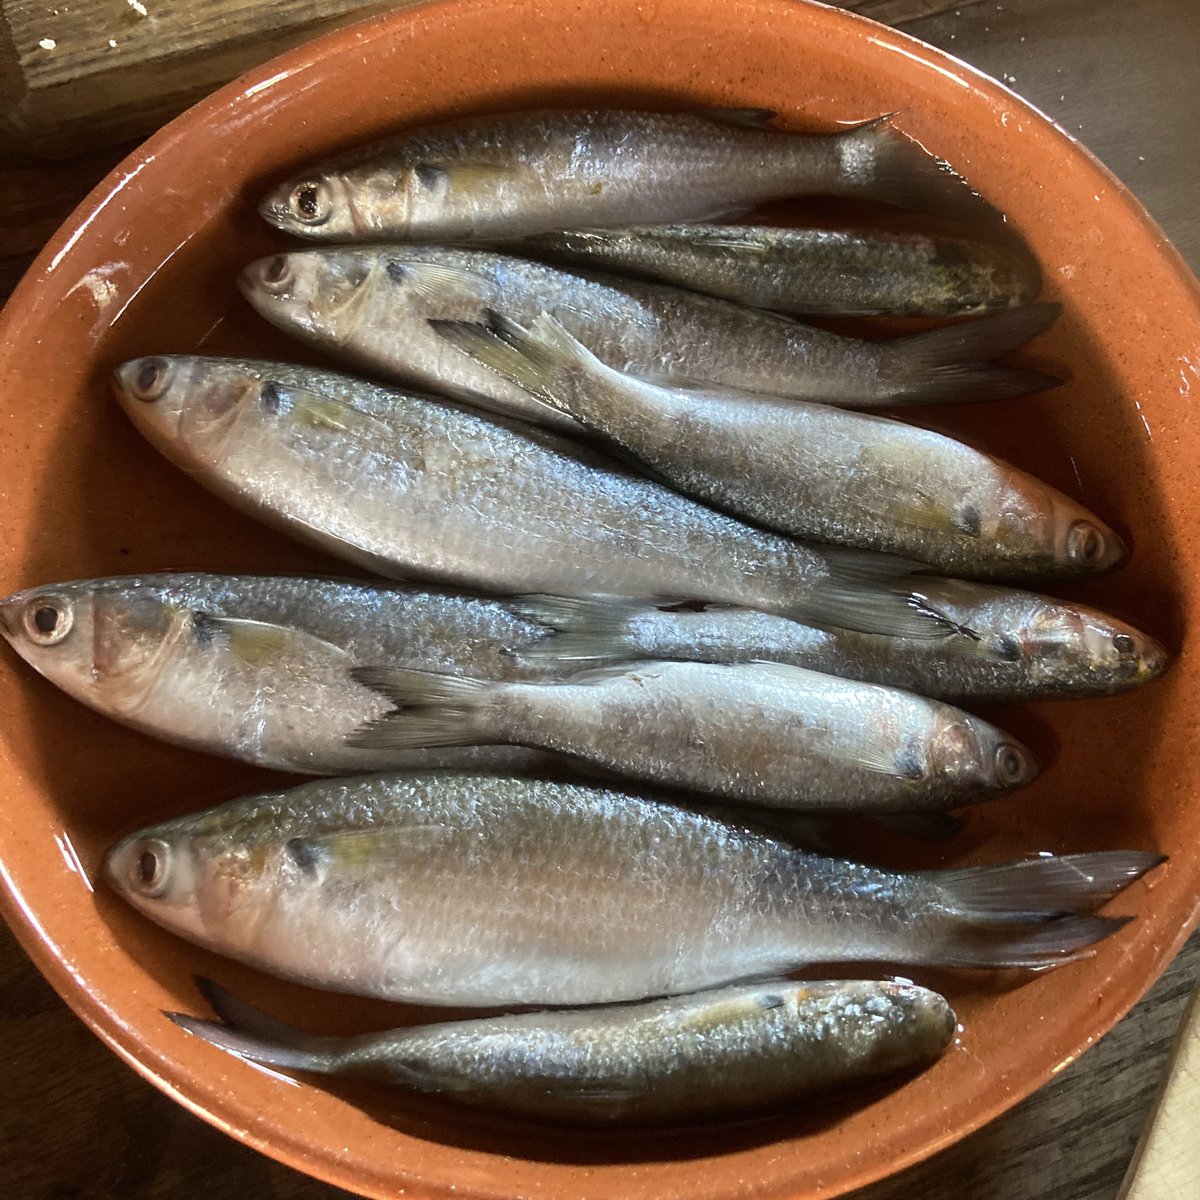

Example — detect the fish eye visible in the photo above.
[1068,520,1105,564]
[128,357,172,402]
[288,180,331,226]
[994,743,1028,783]
[129,837,172,898]
[22,595,74,646]
[1113,632,1136,657]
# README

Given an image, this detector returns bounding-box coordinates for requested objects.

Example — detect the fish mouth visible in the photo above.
[1100,529,1130,574]
[257,188,292,231]
[0,595,19,639]
[1136,634,1170,684]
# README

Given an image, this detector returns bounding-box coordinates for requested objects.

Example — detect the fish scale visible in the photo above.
[238,245,1061,432]
[0,572,577,775]
[519,224,1043,317]
[111,356,953,642]
[103,773,1162,1008]
[347,659,1037,812]
[169,976,958,1124]
[514,583,1167,702]
[257,110,944,243]
[437,313,1125,579]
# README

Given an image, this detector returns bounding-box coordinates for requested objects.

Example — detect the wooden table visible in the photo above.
[1,1,1196,1197]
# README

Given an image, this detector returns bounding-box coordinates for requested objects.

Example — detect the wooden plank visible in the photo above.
[0,1,406,157]
[1117,986,1200,1200]
[843,0,983,24]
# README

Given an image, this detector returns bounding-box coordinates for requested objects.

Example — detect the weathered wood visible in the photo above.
[0,1,406,158]
[842,0,984,25]
[1116,986,1200,1200]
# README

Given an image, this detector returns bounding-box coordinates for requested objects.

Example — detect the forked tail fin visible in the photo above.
[166,977,343,1075]
[883,301,1064,404]
[834,114,995,226]
[923,851,1164,968]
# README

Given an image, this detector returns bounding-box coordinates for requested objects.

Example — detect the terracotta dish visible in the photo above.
[0,0,1196,1196]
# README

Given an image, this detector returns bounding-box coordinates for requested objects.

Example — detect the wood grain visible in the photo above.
[1116,986,1200,1200]
[0,0,406,157]
[0,1,1197,1198]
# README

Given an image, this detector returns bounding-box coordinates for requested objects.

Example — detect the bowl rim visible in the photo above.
[2,1,1199,1197]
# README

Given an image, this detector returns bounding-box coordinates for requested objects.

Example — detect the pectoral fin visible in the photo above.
[285,825,455,875]
[415,160,535,192]
[191,614,350,669]
[263,381,391,438]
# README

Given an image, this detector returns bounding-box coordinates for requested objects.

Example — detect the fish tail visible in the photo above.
[346,665,498,750]
[166,977,343,1075]
[927,914,1132,969]
[430,310,606,422]
[923,851,1164,967]
[884,302,1065,404]
[513,594,650,663]
[835,113,998,226]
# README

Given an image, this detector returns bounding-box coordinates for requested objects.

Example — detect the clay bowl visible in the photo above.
[0,0,1197,1196]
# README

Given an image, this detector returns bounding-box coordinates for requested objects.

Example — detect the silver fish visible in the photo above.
[237,246,1060,430]
[521,224,1043,317]
[0,573,575,775]
[515,583,1168,703]
[110,356,958,642]
[257,108,989,242]
[170,976,956,1125]
[346,661,1037,813]
[103,772,1162,1006]
[437,313,1125,581]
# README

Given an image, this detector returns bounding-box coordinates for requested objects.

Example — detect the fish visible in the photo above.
[257,108,992,243]
[0,573,580,775]
[169,975,956,1125]
[519,224,1043,317]
[345,660,1037,813]
[110,356,961,642]
[237,246,1061,431]
[514,583,1168,703]
[434,312,1125,581]
[102,772,1163,1006]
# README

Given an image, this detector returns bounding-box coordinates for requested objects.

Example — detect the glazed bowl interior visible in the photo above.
[0,1,1198,1198]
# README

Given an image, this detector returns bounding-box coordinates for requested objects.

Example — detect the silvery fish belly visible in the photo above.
[521,224,1043,317]
[109,356,955,643]
[346,660,1038,813]
[0,573,571,775]
[171,977,956,1125]
[256,108,988,242]
[517,583,1168,703]
[437,314,1124,581]
[103,773,1162,1006]
[237,246,1059,430]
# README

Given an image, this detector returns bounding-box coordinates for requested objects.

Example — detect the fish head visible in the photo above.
[0,579,198,718]
[996,486,1128,578]
[924,712,1038,797]
[1019,601,1169,694]
[112,356,269,472]
[239,249,381,343]
[258,170,363,240]
[260,160,464,240]
[103,802,299,955]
